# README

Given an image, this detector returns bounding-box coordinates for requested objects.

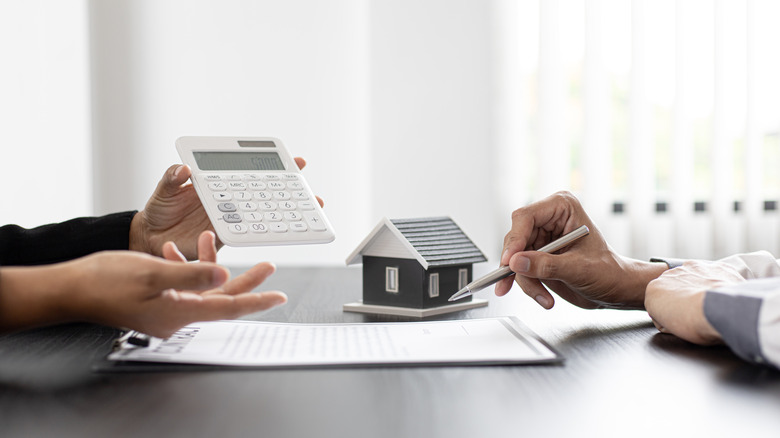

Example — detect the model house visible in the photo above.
[344,217,488,317]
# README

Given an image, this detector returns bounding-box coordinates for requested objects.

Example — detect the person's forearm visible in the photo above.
[0,212,136,266]
[618,257,669,310]
[128,211,151,254]
[0,265,76,333]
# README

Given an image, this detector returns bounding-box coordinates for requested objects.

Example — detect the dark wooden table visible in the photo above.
[1,266,778,437]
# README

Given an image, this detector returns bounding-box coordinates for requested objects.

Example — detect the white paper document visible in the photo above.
[108,317,560,367]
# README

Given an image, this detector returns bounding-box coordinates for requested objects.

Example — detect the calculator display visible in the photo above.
[193,151,286,171]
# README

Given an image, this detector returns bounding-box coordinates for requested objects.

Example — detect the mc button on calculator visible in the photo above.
[176,136,335,247]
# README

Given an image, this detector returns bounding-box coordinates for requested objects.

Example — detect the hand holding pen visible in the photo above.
[449,225,590,301]
[490,192,666,310]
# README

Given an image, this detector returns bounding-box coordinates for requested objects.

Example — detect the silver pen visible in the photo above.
[448,225,590,302]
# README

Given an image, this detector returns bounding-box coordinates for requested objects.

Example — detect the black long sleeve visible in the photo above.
[0,211,137,266]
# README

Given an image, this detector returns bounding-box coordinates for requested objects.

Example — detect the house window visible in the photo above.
[458,268,469,290]
[429,273,439,298]
[385,267,399,293]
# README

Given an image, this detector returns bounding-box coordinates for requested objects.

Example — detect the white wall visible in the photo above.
[86,0,503,267]
[89,0,373,266]
[2,0,504,268]
[368,0,501,269]
[0,0,92,227]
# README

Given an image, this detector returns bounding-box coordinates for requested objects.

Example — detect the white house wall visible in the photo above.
[357,226,419,263]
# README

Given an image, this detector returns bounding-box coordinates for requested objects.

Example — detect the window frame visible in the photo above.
[385,266,399,293]
[429,272,440,298]
[458,268,469,290]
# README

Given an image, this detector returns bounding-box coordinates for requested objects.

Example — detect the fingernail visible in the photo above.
[272,293,288,306]
[514,256,530,273]
[211,267,229,287]
[535,295,551,308]
[501,249,510,265]
[172,165,183,179]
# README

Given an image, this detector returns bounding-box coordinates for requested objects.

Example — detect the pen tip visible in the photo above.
[448,288,468,302]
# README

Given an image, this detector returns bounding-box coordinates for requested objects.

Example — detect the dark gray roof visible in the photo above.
[389,217,487,267]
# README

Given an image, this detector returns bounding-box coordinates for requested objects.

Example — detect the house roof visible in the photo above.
[345,216,487,269]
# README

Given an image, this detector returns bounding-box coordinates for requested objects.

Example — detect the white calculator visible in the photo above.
[176,136,335,247]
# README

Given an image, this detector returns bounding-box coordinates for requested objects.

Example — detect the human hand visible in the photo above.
[130,157,323,259]
[495,191,667,310]
[645,261,745,345]
[82,233,287,338]
[0,233,287,337]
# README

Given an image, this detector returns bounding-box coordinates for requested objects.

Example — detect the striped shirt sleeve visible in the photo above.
[652,251,780,368]
[705,279,780,368]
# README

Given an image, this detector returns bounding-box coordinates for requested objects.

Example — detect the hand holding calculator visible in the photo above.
[176,136,335,247]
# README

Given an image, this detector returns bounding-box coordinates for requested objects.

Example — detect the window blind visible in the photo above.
[500,0,780,261]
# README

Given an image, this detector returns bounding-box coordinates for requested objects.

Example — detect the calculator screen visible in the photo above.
[193,151,286,171]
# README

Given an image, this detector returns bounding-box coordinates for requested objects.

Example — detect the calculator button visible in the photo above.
[237,191,255,201]
[259,201,277,211]
[303,212,327,231]
[254,191,272,201]
[213,192,232,201]
[297,201,315,211]
[284,211,302,221]
[226,174,243,181]
[223,213,242,223]
[293,191,309,200]
[239,201,258,211]
[202,174,222,181]
[242,174,262,181]
[250,223,269,233]
[233,191,252,201]
[279,201,296,211]
[265,211,282,222]
[208,181,227,191]
[282,173,299,180]
[218,202,237,212]
[273,191,291,201]
[267,181,285,190]
[248,181,267,190]
[290,222,308,232]
[228,223,248,234]
[264,174,282,181]
[270,223,289,233]
[228,181,247,190]
[244,212,263,222]
[286,181,304,190]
